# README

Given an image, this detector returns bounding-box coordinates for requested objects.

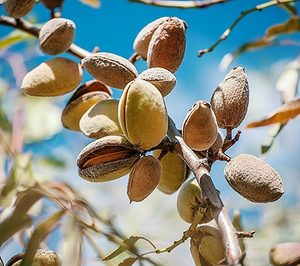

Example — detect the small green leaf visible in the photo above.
[20,210,65,266]
[0,30,34,49]
[261,123,286,154]
[119,257,138,266]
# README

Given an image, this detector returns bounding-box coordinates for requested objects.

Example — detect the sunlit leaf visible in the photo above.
[0,187,44,246]
[247,98,300,128]
[103,236,155,261]
[119,257,138,266]
[23,98,62,143]
[266,17,300,39]
[276,59,300,104]
[261,123,286,154]
[62,214,82,266]
[19,210,65,266]
[0,30,34,49]
[80,0,101,8]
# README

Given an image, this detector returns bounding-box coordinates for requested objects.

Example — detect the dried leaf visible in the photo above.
[119,257,138,266]
[266,17,300,39]
[104,236,155,261]
[246,98,300,128]
[276,59,300,104]
[0,30,33,49]
[62,214,83,266]
[80,0,101,8]
[19,210,65,266]
[280,2,298,16]
[232,210,245,252]
[261,123,286,154]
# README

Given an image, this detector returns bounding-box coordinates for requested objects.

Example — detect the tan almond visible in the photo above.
[39,18,75,55]
[127,155,161,202]
[211,66,249,129]
[79,99,123,138]
[133,17,169,59]
[177,178,213,224]
[21,58,82,97]
[183,101,218,151]
[77,135,140,182]
[6,249,62,266]
[153,150,186,194]
[61,91,110,131]
[224,154,284,203]
[147,17,187,73]
[4,0,35,18]
[82,52,138,89]
[137,67,176,96]
[118,79,168,150]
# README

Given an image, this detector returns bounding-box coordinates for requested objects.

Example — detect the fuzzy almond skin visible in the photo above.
[80,99,123,138]
[7,249,62,266]
[137,67,176,96]
[39,18,75,55]
[209,131,224,153]
[224,154,284,203]
[183,101,218,151]
[133,17,169,60]
[153,150,186,194]
[147,17,187,73]
[4,0,35,18]
[269,242,300,266]
[41,0,64,9]
[82,52,138,89]
[127,156,161,202]
[61,91,109,131]
[21,58,82,97]
[177,179,213,224]
[211,66,249,129]
[118,79,168,150]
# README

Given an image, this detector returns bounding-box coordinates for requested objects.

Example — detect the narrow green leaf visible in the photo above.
[119,257,138,266]
[19,210,65,266]
[0,30,34,49]
[261,123,286,154]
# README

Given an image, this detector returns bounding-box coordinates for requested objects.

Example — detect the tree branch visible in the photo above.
[129,0,227,9]
[0,16,91,60]
[167,117,243,266]
[198,0,297,57]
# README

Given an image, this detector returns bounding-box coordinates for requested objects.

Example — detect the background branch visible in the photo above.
[198,0,297,57]
[167,118,243,265]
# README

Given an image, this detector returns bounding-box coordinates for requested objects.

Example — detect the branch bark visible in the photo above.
[167,117,243,266]
[0,16,91,59]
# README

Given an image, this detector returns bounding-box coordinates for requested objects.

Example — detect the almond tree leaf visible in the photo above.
[276,59,300,104]
[62,214,82,266]
[261,123,286,154]
[232,210,245,252]
[0,30,33,49]
[246,98,300,128]
[19,209,65,266]
[266,17,300,39]
[280,2,298,16]
[0,188,43,246]
[119,257,138,266]
[80,0,101,8]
